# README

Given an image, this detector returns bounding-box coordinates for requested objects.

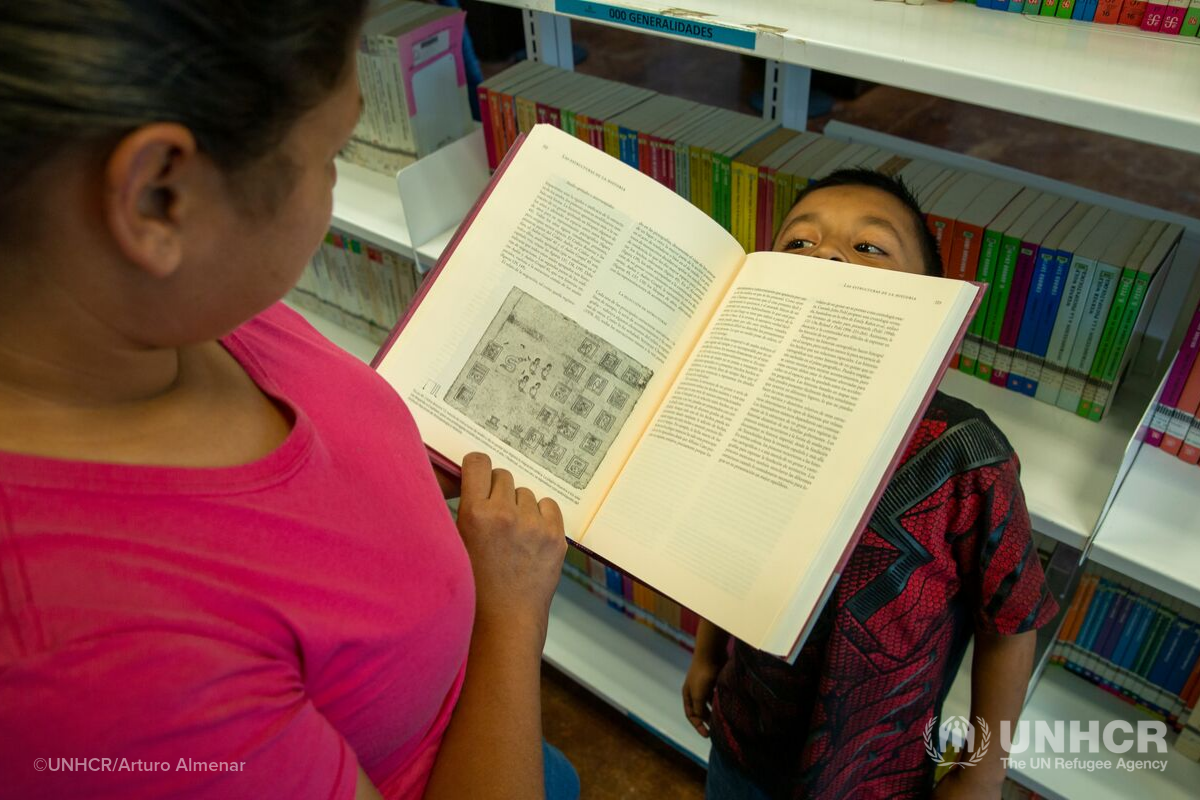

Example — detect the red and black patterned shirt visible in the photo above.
[710,392,1058,799]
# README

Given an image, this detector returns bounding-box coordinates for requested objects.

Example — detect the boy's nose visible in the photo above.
[809,244,847,262]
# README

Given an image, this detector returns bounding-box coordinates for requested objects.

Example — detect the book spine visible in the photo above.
[1121,0,1149,25]
[757,165,774,251]
[1159,353,1200,453]
[1009,247,1057,394]
[1079,266,1137,417]
[1148,303,1200,445]
[1088,267,1147,420]
[1178,414,1200,463]
[1056,0,1077,17]
[1058,259,1122,412]
[1162,1,1189,31]
[992,241,1040,388]
[1143,2,1169,27]
[1035,253,1098,406]
[1041,0,1062,13]
[960,229,1004,374]
[927,214,956,275]
[947,223,987,370]
[1025,0,1045,11]
[1181,2,1200,35]
[976,234,1022,382]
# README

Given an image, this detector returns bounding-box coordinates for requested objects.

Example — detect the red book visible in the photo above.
[1120,0,1149,26]
[1162,3,1187,32]
[1141,3,1167,29]
[1095,0,1125,22]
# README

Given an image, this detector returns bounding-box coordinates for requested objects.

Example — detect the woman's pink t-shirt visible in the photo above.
[0,304,474,799]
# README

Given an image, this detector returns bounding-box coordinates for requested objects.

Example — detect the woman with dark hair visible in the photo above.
[0,3,575,798]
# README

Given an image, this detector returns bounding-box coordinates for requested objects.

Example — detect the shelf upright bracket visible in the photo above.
[523,10,574,70]
[763,60,811,132]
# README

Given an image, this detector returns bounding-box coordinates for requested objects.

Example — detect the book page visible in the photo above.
[376,125,744,534]
[583,252,978,655]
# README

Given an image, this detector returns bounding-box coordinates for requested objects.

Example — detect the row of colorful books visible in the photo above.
[563,545,698,651]
[1051,564,1200,730]
[343,0,474,174]
[289,230,423,344]
[972,0,1200,36]
[477,61,1183,422]
[1147,298,1200,462]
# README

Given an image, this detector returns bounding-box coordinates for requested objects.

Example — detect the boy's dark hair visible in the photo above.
[792,167,943,276]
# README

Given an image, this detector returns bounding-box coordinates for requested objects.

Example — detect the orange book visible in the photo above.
[926,174,994,276]
[1058,573,1099,665]
[1052,573,1093,665]
[1160,355,1200,455]
[1095,0,1125,22]
[1120,0,1149,25]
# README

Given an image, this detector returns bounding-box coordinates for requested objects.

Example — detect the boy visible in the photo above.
[682,169,1058,800]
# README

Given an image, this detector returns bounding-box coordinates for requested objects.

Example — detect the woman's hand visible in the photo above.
[456,451,566,641]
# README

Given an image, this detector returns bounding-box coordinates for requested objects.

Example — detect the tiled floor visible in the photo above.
[473,15,1200,800]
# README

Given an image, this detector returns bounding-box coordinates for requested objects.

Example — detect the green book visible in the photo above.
[1056,216,1149,413]
[1041,0,1061,14]
[960,188,1038,376]
[1181,2,1200,35]
[976,192,1051,382]
[1088,224,1182,421]
[1056,0,1076,18]
[1079,267,1136,418]
[1025,0,1045,12]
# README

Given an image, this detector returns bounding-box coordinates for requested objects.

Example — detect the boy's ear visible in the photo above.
[102,123,199,279]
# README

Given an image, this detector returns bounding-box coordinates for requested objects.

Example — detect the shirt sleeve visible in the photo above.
[963,454,1059,636]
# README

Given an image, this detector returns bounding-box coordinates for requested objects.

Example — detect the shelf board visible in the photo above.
[332,158,455,264]
[489,0,1200,154]
[544,576,709,764]
[937,370,1145,549]
[1089,445,1200,610]
[1005,666,1200,800]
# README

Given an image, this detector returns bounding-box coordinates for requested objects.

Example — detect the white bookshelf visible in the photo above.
[938,370,1150,550]
[545,576,709,763]
[487,0,1200,154]
[332,158,456,264]
[1090,446,1200,611]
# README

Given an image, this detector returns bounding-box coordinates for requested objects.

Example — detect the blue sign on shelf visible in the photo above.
[553,0,757,50]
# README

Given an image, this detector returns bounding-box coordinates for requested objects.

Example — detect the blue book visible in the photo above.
[1166,623,1200,697]
[618,126,638,169]
[1008,0,1026,10]
[1116,595,1153,672]
[604,565,624,611]
[1148,617,1188,688]
[1097,587,1130,661]
[1010,247,1059,393]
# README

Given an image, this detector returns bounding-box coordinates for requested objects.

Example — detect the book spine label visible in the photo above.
[1121,0,1149,25]
[1041,0,1062,13]
[1162,4,1188,31]
[1142,2,1168,28]
[1057,0,1077,17]
[1179,416,1200,463]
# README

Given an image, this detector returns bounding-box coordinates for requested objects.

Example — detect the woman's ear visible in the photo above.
[102,123,199,279]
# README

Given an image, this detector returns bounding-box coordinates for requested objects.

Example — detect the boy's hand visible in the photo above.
[456,452,566,642]
[682,656,721,738]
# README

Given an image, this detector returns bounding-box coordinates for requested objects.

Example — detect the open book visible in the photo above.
[375,124,981,659]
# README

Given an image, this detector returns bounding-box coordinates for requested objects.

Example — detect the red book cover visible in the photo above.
[1141,3,1167,29]
[925,213,956,277]
[1095,0,1125,22]
[991,243,1041,388]
[1162,4,1187,32]
[1120,0,1149,26]
[535,102,551,126]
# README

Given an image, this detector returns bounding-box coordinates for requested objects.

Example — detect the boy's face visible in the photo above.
[772,185,927,275]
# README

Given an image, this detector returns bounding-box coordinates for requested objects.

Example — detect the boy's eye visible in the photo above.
[784,238,815,251]
[855,242,887,256]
